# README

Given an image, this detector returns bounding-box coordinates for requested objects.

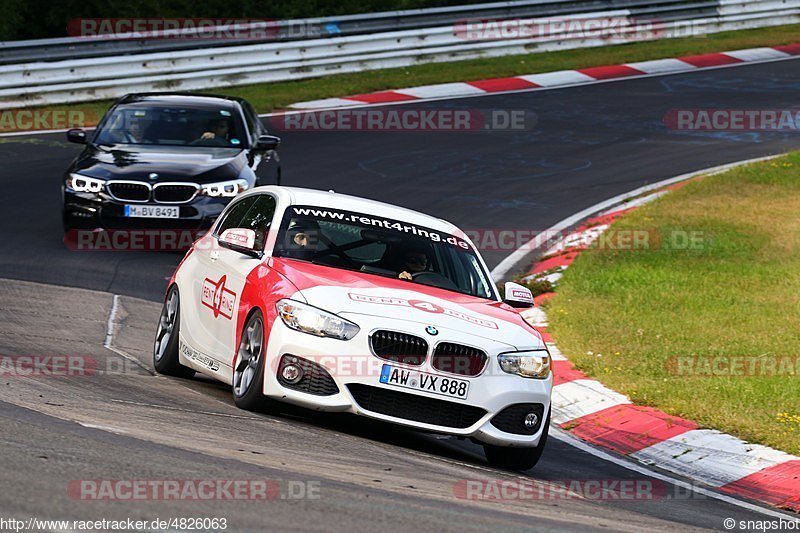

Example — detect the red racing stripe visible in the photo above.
[678,53,743,68]
[565,404,698,455]
[346,91,419,104]
[578,65,645,80]
[466,77,539,92]
[552,359,588,386]
[720,460,800,511]
[774,43,800,56]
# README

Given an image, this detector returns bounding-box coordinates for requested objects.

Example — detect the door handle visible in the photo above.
[210,251,219,261]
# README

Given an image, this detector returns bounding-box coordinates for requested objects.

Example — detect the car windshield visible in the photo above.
[273,205,496,300]
[94,104,246,148]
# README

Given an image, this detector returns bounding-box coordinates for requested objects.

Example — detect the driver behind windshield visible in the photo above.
[197,117,230,143]
[282,220,320,260]
[396,245,431,281]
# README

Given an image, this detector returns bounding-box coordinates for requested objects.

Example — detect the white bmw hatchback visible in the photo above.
[154,186,553,470]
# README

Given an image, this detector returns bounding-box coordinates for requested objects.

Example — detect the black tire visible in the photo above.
[232,310,276,411]
[153,286,195,378]
[484,408,550,471]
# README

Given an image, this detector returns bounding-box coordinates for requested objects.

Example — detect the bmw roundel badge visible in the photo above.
[425,326,438,336]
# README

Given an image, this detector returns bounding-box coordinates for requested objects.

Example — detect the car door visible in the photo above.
[178,195,257,368]
[193,193,278,373]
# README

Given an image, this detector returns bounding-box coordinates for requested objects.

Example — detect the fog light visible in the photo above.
[281,363,303,384]
[524,412,539,430]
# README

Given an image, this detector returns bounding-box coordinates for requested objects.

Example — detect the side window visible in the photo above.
[242,102,261,140]
[214,196,259,237]
[236,195,277,250]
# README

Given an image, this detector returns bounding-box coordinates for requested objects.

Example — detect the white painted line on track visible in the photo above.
[103,294,154,375]
[103,293,120,348]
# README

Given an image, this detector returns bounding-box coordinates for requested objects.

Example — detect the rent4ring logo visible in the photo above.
[348,293,499,329]
[201,275,236,320]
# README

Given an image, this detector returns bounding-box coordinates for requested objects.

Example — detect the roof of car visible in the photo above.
[116,93,245,109]
[254,186,460,235]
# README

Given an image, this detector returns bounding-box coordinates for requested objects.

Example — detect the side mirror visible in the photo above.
[67,128,87,144]
[254,134,281,151]
[219,228,262,259]
[503,282,534,309]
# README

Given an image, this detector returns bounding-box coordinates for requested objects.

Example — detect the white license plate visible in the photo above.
[379,364,469,400]
[124,205,180,218]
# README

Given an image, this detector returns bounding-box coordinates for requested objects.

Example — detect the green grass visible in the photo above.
[547,154,800,455]
[12,23,800,132]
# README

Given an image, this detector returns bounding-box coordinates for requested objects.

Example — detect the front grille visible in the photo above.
[432,343,488,377]
[370,330,428,366]
[107,182,150,202]
[277,355,339,396]
[153,184,198,203]
[347,384,486,429]
[490,403,545,435]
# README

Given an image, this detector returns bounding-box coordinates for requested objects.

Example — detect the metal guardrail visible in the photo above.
[0,0,718,64]
[0,0,796,108]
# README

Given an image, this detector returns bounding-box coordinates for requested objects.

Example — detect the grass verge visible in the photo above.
[547,153,800,455]
[11,23,800,131]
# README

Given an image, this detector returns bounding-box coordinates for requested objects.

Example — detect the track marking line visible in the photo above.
[103,294,155,375]
[77,421,128,434]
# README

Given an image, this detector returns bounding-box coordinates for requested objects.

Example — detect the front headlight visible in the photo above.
[498,350,551,379]
[200,178,250,198]
[276,299,359,340]
[66,173,105,194]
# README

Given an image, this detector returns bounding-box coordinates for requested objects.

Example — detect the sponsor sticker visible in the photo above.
[180,341,220,372]
[348,293,498,329]
[201,275,236,320]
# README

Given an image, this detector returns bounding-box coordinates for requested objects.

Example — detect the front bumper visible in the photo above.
[63,189,228,231]
[261,317,552,447]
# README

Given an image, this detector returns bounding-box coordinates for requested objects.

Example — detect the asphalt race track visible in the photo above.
[0,59,799,530]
